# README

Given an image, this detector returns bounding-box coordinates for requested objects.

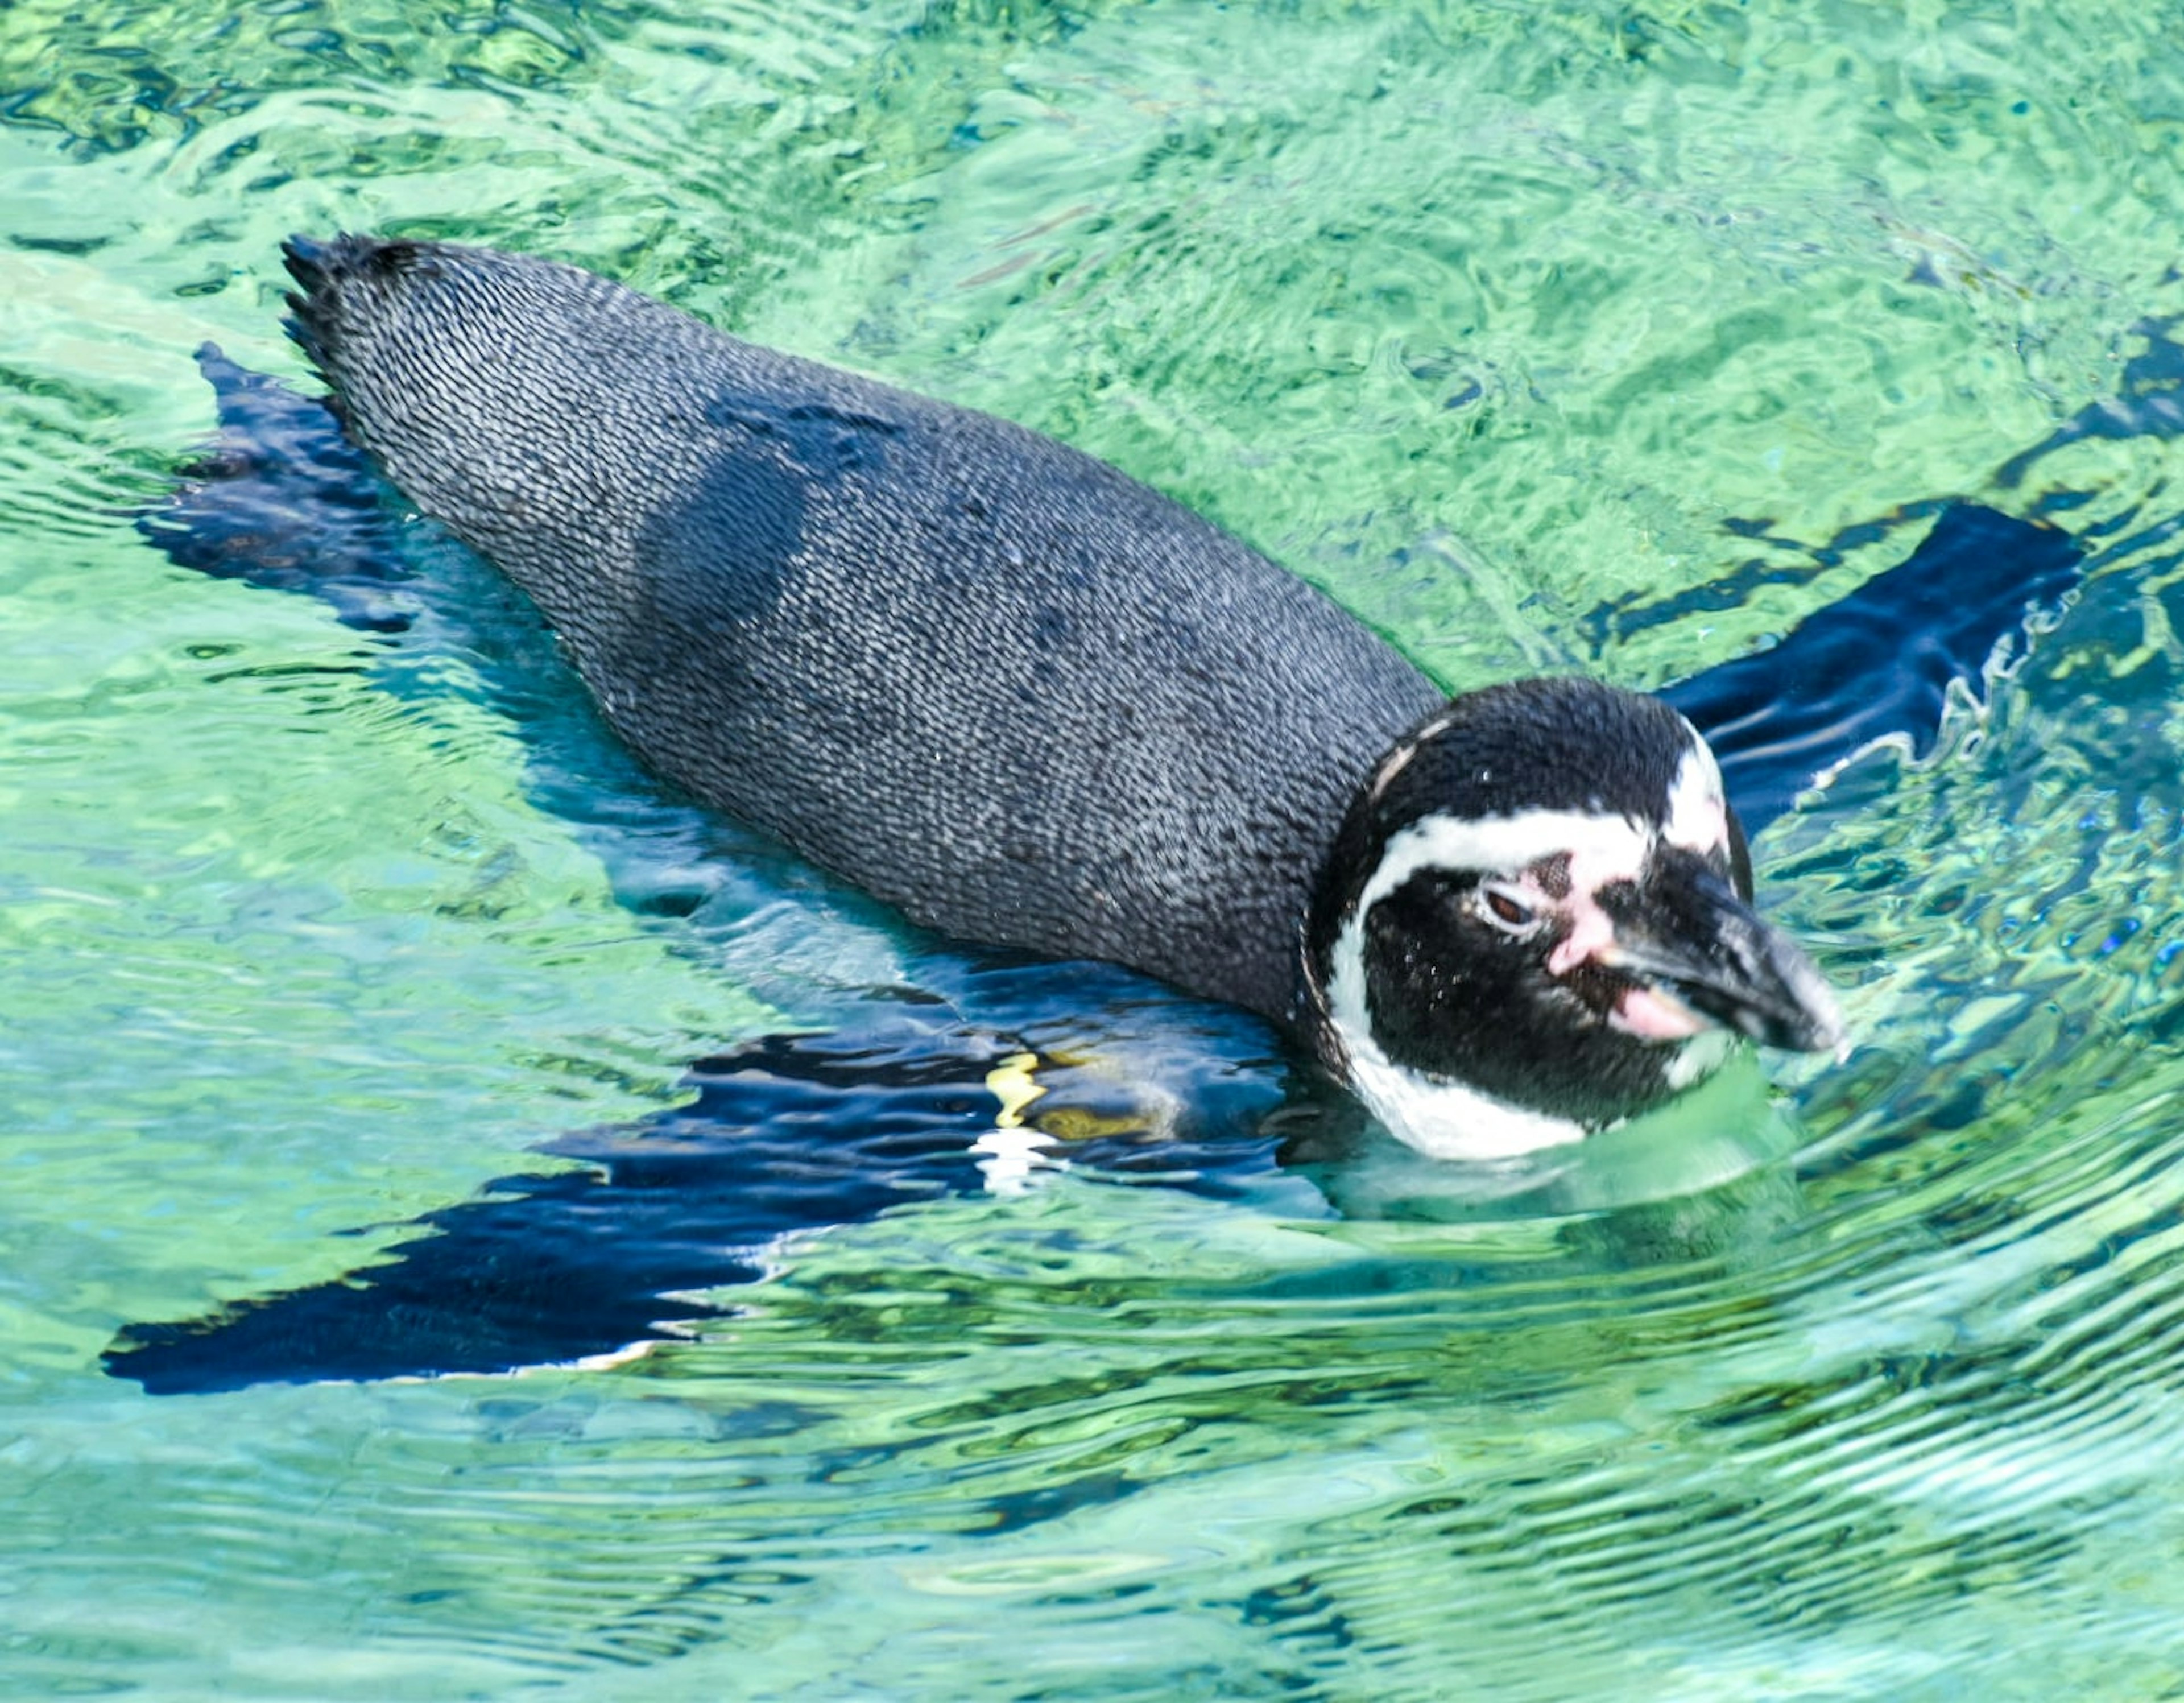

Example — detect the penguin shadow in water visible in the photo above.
[108,342,2103,1394]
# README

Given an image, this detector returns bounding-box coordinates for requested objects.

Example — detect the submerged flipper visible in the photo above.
[135,344,422,633]
[104,1018,1291,1393]
[105,1027,1005,1392]
[1661,503,2082,835]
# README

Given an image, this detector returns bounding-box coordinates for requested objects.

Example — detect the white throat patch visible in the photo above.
[1342,1031,1596,1159]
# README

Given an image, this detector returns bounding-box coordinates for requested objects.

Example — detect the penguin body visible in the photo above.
[282,235,1838,1156]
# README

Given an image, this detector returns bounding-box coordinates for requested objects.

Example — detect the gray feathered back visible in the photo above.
[285,236,1443,1024]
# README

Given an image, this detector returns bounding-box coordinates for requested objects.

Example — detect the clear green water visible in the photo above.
[10,1,2184,1694]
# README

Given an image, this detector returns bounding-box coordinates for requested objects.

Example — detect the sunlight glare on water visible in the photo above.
[8,0,2184,1696]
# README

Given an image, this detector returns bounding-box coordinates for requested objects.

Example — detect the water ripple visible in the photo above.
[14,0,2184,1695]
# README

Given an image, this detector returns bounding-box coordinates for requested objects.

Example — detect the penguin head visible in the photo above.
[1303,677,1843,1160]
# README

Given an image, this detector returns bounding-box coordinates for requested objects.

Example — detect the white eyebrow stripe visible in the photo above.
[1352,808,1653,920]
[1665,726,1730,853]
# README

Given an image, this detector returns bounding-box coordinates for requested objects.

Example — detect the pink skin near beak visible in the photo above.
[1544,886,1712,1042]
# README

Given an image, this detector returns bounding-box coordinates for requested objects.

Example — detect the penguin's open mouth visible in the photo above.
[1579,859,1845,1056]
[1607,981,1713,1043]
[1560,960,1715,1044]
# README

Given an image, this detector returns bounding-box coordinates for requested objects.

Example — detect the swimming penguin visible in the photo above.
[278,234,1843,1160]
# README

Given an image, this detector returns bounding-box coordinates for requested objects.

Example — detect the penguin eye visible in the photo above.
[1477,884,1540,935]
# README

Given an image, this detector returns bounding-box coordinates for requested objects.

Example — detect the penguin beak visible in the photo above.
[1594,852,1845,1055]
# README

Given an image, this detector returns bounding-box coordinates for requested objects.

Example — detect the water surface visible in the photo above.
[9,1,2184,1696]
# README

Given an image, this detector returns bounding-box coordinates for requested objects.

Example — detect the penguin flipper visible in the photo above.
[102,1015,1297,1394]
[102,1026,1008,1393]
[134,342,422,632]
[1663,502,2082,837]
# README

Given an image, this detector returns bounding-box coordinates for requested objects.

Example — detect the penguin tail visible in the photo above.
[278,232,425,389]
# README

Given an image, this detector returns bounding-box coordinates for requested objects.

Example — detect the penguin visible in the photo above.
[276,234,1843,1161]
[113,309,2083,1392]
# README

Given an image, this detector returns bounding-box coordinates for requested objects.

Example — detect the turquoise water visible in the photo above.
[10,1,2184,1694]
